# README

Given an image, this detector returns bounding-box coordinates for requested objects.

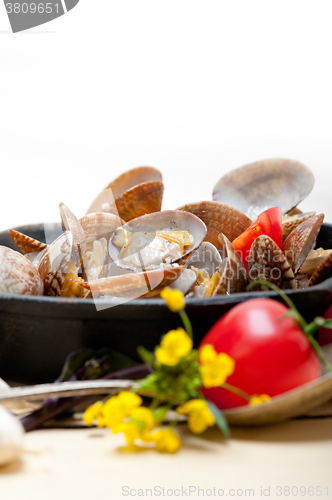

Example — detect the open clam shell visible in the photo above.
[282,212,316,240]
[185,241,222,276]
[169,268,197,296]
[248,235,296,290]
[79,212,124,252]
[177,201,251,247]
[80,265,186,298]
[283,214,324,273]
[299,248,332,276]
[38,231,73,296]
[309,252,332,287]
[86,166,163,215]
[8,229,47,255]
[0,246,44,296]
[214,234,247,295]
[109,210,207,272]
[59,203,86,266]
[213,158,315,220]
[82,238,109,282]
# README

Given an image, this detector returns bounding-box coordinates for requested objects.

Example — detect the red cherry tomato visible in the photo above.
[317,304,332,346]
[199,299,320,410]
[232,207,283,269]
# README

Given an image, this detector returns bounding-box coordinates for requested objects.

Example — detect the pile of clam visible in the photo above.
[2,159,332,299]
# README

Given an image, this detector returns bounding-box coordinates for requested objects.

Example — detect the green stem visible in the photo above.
[149,398,160,411]
[179,309,193,339]
[222,382,251,402]
[168,419,179,429]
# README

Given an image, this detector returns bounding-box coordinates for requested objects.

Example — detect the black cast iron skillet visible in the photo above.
[1,223,332,384]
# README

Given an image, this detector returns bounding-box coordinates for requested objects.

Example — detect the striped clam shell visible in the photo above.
[38,231,73,296]
[0,246,44,296]
[283,214,324,273]
[86,166,162,215]
[248,235,296,290]
[8,229,47,255]
[213,233,247,295]
[282,212,316,240]
[309,252,332,287]
[177,201,252,248]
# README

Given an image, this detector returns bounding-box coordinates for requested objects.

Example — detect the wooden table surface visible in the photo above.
[1,416,332,500]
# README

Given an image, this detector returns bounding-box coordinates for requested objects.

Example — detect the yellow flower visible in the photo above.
[101,392,143,429]
[116,407,156,444]
[152,428,182,453]
[155,327,193,366]
[83,401,103,427]
[176,399,215,434]
[160,287,185,312]
[199,344,235,388]
[249,394,271,405]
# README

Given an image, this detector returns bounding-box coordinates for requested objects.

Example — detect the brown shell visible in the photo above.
[214,233,247,294]
[59,203,86,265]
[299,249,332,276]
[86,166,163,214]
[177,201,252,247]
[282,212,316,240]
[309,252,332,287]
[286,207,303,216]
[38,232,73,296]
[8,229,47,255]
[79,212,124,252]
[115,181,164,222]
[248,235,296,290]
[283,214,324,273]
[80,266,186,298]
[213,158,314,219]
[0,246,44,296]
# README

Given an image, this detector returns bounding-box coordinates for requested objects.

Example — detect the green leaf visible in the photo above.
[206,399,230,439]
[137,346,155,367]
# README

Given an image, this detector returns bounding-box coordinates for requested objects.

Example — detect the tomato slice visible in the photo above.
[232,207,283,269]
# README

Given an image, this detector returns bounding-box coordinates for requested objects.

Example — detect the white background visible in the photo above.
[0,0,332,231]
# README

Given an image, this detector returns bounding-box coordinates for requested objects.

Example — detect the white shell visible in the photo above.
[0,405,24,467]
[109,210,207,271]
[0,246,44,296]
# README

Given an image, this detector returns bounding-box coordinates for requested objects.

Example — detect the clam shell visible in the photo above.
[168,268,197,296]
[177,201,252,247]
[309,252,332,287]
[59,203,86,266]
[86,166,162,214]
[248,235,296,290]
[286,207,303,216]
[82,238,109,282]
[38,231,73,296]
[0,246,44,295]
[185,241,222,276]
[214,234,247,294]
[80,265,186,298]
[109,210,207,271]
[8,229,47,255]
[282,212,316,240]
[299,248,332,276]
[283,214,324,273]
[213,158,315,220]
[114,181,164,222]
[79,212,124,252]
